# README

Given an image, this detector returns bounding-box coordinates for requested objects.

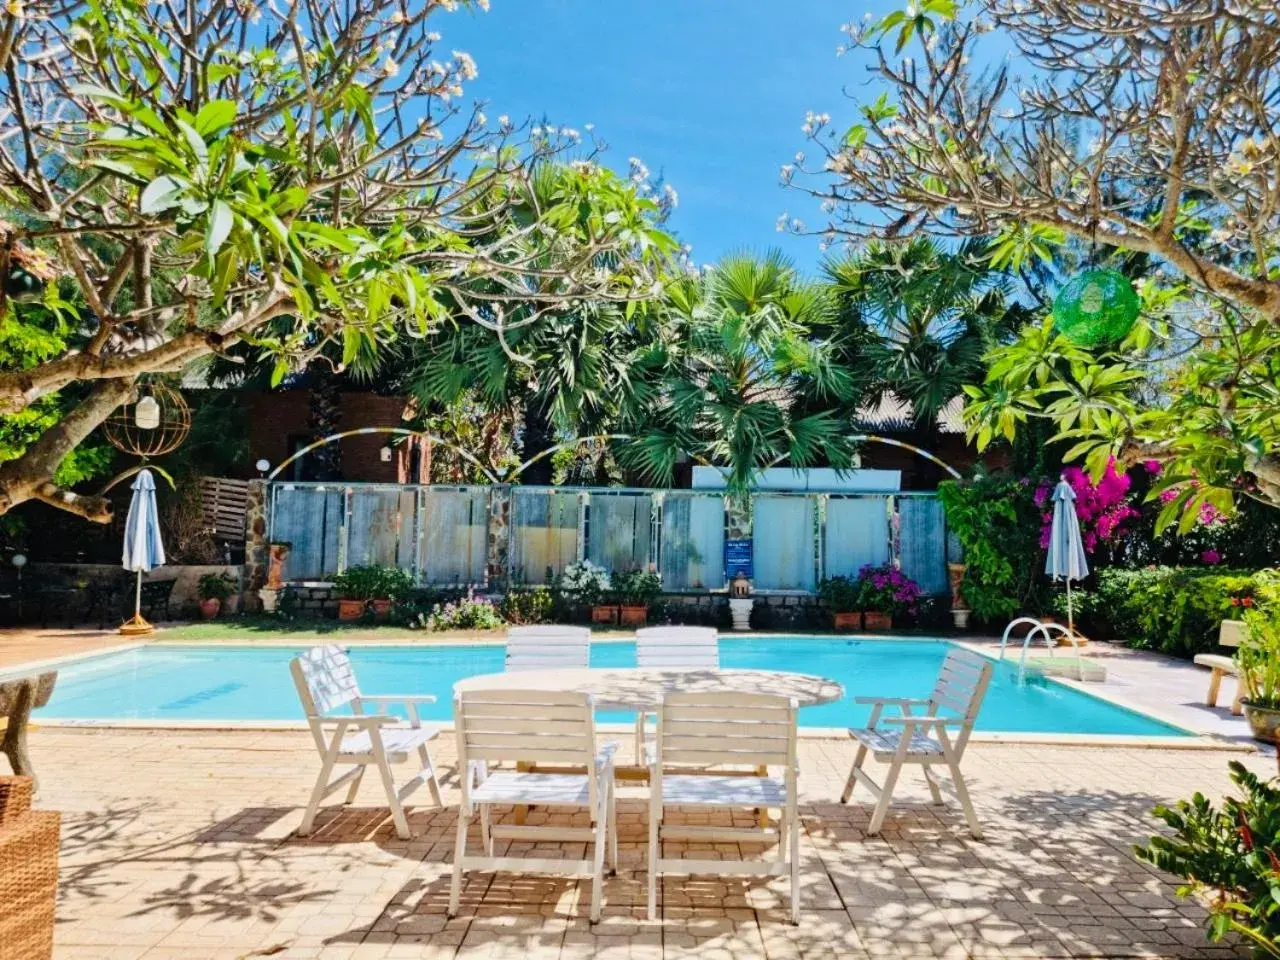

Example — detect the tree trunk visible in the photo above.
[307,363,342,481]
[518,401,557,485]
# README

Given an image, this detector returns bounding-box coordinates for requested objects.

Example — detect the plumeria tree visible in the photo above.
[793,0,1280,523]
[0,0,667,520]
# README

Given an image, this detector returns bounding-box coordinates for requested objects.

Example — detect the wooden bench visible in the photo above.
[0,673,57,791]
[1194,620,1247,715]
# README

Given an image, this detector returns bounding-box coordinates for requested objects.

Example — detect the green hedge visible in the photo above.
[1067,567,1271,658]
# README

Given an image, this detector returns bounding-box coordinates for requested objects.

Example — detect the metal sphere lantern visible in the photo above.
[104,381,191,459]
[1052,269,1140,346]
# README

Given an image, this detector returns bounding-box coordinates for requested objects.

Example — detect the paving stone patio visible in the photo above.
[23,725,1275,960]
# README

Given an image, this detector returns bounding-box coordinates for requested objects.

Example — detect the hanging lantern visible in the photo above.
[105,382,191,458]
[1052,269,1140,346]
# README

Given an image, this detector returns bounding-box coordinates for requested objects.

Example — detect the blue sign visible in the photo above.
[724,538,753,580]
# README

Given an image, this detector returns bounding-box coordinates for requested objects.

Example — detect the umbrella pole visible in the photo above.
[119,570,154,636]
[135,569,142,619]
[1066,579,1075,640]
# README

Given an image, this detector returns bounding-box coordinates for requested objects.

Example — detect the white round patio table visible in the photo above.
[453,667,844,712]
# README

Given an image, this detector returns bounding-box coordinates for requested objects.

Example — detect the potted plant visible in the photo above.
[1238,605,1280,743]
[371,567,413,622]
[611,568,661,627]
[559,560,614,624]
[196,572,237,619]
[856,563,923,631]
[332,565,383,621]
[818,575,862,631]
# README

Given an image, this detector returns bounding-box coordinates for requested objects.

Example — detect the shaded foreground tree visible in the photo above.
[0,0,666,520]
[795,0,1280,516]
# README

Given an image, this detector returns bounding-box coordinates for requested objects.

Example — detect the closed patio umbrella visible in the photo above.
[120,468,166,636]
[1045,476,1089,637]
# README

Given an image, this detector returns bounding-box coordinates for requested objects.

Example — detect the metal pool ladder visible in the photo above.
[998,617,1088,682]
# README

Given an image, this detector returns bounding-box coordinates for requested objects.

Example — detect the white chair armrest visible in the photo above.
[358,694,438,704]
[880,715,961,727]
[854,697,931,707]
[596,740,621,773]
[313,714,400,729]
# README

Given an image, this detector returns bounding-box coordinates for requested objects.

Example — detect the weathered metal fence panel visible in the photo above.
[585,491,653,573]
[509,489,580,585]
[271,485,344,580]
[753,494,817,591]
[347,487,417,570]
[824,496,891,578]
[421,487,489,586]
[660,492,725,590]
[898,496,949,595]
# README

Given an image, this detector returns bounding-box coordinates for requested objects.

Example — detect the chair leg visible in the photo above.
[866,760,903,836]
[448,809,469,918]
[607,781,619,874]
[344,765,366,804]
[480,805,493,856]
[1206,669,1223,707]
[372,742,411,840]
[921,765,944,805]
[647,797,660,921]
[949,761,983,840]
[590,812,606,923]
[298,753,339,837]
[789,804,801,926]
[419,743,443,806]
[840,743,868,804]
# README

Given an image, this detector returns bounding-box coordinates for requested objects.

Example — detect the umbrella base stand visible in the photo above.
[118,614,155,637]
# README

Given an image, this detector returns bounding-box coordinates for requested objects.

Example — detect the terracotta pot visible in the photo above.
[591,604,619,625]
[862,611,892,631]
[618,604,647,627]
[199,597,221,620]
[267,543,291,590]
[832,611,862,631]
[1243,700,1280,743]
[370,598,392,622]
[337,599,366,621]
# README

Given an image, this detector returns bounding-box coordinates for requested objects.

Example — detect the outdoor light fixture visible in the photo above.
[11,553,26,569]
[379,446,393,462]
[255,458,270,476]
[134,394,161,430]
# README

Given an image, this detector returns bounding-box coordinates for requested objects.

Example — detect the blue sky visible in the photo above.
[441,1,895,273]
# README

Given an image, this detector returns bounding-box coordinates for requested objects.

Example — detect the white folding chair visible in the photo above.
[504,625,591,672]
[647,692,801,924]
[290,645,442,840]
[841,648,993,839]
[450,689,618,922]
[633,626,721,757]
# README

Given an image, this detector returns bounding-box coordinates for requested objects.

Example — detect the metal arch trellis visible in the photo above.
[265,427,502,483]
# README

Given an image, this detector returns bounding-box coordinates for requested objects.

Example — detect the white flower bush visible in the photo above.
[558,560,611,606]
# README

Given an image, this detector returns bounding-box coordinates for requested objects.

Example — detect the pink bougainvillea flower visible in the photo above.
[1201,550,1222,565]
[1144,460,1162,474]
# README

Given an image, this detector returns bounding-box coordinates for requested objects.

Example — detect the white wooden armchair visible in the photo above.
[841,648,992,839]
[647,691,801,924]
[290,645,442,840]
[450,688,618,922]
[504,625,591,672]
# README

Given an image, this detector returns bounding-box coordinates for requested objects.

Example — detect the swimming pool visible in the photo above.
[29,638,1190,736]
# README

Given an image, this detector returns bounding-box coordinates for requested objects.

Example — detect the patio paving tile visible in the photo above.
[13,725,1279,958]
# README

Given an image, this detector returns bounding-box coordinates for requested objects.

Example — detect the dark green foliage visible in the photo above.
[332,565,411,602]
[499,587,555,625]
[1134,761,1280,957]
[1072,568,1274,658]
[196,572,237,602]
[610,569,662,607]
[938,475,1048,623]
[817,575,861,613]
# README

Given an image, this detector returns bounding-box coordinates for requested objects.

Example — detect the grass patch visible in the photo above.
[155,616,471,643]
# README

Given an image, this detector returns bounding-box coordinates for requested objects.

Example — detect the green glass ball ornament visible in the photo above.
[1052,269,1140,346]
[3,267,43,303]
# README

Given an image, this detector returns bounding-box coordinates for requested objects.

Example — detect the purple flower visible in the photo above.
[1201,550,1222,566]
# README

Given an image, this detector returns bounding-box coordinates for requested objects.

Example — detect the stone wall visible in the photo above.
[30,563,244,619]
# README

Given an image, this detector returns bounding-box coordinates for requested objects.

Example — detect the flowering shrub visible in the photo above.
[1035,459,1137,553]
[856,563,923,617]
[557,560,611,606]
[412,589,504,631]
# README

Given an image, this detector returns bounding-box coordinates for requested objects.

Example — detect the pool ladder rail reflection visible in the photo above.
[997,617,1093,683]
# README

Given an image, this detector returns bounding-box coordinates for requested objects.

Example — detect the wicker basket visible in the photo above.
[0,776,32,824]
[0,777,59,960]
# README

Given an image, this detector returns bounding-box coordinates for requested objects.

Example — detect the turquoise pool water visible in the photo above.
[30,638,1189,736]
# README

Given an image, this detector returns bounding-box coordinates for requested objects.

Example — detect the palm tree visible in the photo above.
[823,237,1032,444]
[619,252,860,493]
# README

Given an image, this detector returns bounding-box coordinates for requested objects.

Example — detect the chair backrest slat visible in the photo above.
[291,645,360,717]
[455,689,599,806]
[928,649,993,754]
[658,691,796,768]
[505,626,591,672]
[635,627,720,669]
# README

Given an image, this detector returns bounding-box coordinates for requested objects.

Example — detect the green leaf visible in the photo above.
[205,198,233,256]
[193,100,237,137]
[139,175,184,214]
